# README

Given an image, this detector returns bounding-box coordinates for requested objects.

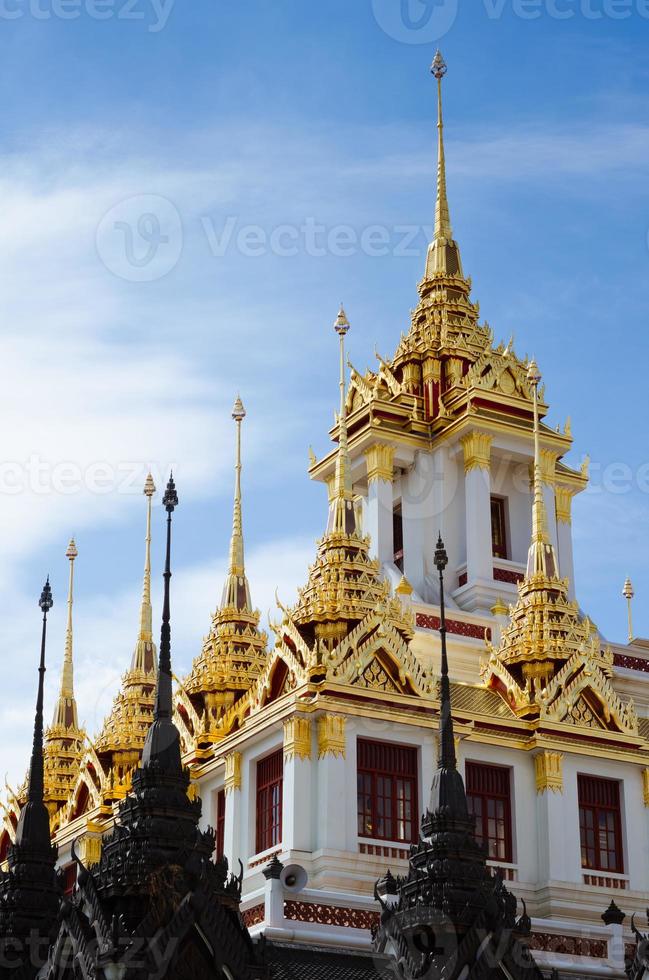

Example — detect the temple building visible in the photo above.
[2,50,649,980]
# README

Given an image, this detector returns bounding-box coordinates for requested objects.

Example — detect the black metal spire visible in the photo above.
[15,578,54,848]
[141,473,182,772]
[426,534,468,820]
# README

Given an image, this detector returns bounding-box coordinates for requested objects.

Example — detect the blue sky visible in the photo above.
[1,0,648,782]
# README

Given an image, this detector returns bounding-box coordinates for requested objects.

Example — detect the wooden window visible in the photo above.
[357,739,418,844]
[393,506,404,572]
[256,749,283,854]
[578,775,623,873]
[215,788,226,860]
[466,761,513,862]
[490,496,508,560]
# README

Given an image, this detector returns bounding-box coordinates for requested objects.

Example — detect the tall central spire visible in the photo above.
[141,473,182,773]
[132,473,158,672]
[424,51,464,281]
[222,396,253,611]
[326,304,357,535]
[51,540,79,730]
[525,360,558,581]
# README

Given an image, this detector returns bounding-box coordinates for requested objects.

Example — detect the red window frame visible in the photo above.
[357,739,418,844]
[466,761,513,862]
[578,775,623,873]
[215,788,226,860]
[256,749,283,854]
[63,863,77,897]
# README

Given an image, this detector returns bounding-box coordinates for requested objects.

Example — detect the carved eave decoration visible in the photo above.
[481,591,638,735]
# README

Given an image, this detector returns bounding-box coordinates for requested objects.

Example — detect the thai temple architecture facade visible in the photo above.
[1,51,649,979]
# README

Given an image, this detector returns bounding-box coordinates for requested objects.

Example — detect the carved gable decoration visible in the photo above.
[464,348,533,401]
[358,656,401,694]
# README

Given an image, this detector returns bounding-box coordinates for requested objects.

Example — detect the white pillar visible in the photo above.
[534,751,571,882]
[460,433,493,606]
[555,487,576,599]
[364,444,395,565]
[282,717,313,855]
[223,752,242,868]
[402,451,434,598]
[315,715,347,852]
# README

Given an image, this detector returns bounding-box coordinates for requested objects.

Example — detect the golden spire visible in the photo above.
[51,539,79,729]
[623,576,635,643]
[326,305,357,535]
[131,473,158,672]
[222,396,253,611]
[425,51,464,281]
[525,359,558,581]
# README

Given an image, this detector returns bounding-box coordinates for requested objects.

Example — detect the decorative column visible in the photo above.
[223,751,242,866]
[364,444,395,565]
[642,768,649,807]
[534,750,570,882]
[282,716,312,854]
[460,432,493,603]
[315,715,347,852]
[555,486,576,599]
[540,450,559,556]
[402,451,434,598]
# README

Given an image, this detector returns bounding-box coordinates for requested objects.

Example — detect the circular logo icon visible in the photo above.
[371,0,459,43]
[96,194,183,283]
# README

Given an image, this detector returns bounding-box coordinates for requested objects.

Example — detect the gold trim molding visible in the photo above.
[460,432,492,473]
[555,486,574,525]
[535,750,563,794]
[284,717,312,761]
[642,768,649,807]
[317,714,346,758]
[540,449,559,485]
[365,444,395,484]
[224,751,242,794]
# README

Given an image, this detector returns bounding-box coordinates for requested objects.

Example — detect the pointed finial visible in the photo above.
[163,472,178,512]
[430,48,447,79]
[326,305,357,535]
[232,394,246,422]
[15,579,53,848]
[144,471,156,497]
[623,577,635,643]
[141,474,181,772]
[52,540,79,728]
[222,396,253,610]
[334,303,350,337]
[133,473,157,669]
[525,359,558,580]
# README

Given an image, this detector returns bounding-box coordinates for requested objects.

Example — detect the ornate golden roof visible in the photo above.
[182,398,268,747]
[481,365,637,735]
[275,308,420,691]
